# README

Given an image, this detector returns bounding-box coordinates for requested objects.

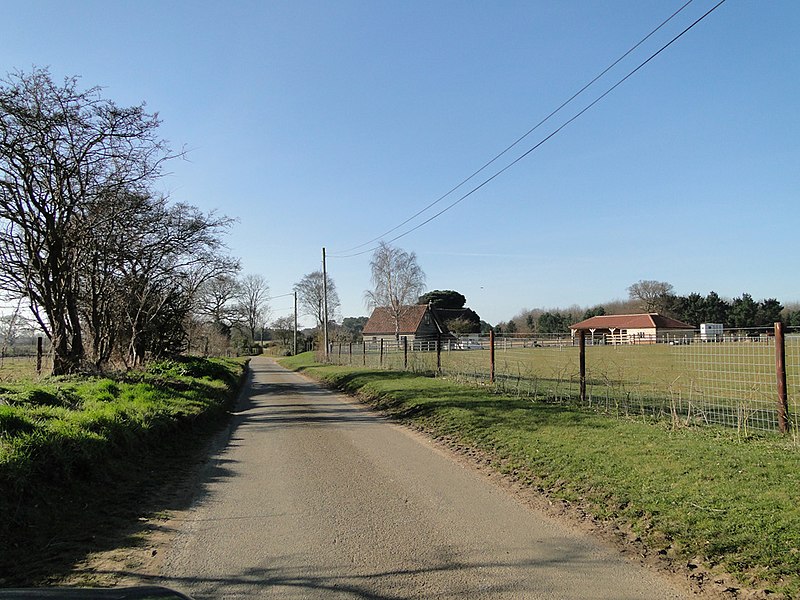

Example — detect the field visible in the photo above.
[329,337,800,433]
[0,355,53,382]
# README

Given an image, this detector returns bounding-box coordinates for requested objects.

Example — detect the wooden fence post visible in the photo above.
[775,322,789,434]
[380,338,384,367]
[36,336,43,375]
[349,342,353,365]
[403,336,408,370]
[363,341,366,366]
[579,329,586,404]
[489,329,495,383]
[436,335,442,373]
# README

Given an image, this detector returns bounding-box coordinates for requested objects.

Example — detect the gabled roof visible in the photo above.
[362,305,440,335]
[570,313,694,331]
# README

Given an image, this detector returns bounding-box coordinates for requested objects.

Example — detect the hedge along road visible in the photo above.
[157,356,690,599]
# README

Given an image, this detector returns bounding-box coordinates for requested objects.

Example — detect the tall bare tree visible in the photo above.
[295,270,340,331]
[364,242,426,339]
[627,280,675,314]
[0,68,173,373]
[270,315,295,347]
[196,274,241,330]
[235,274,270,343]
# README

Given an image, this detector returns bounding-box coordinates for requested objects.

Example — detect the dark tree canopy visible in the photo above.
[418,290,466,309]
[341,316,369,338]
[443,308,481,334]
[583,305,606,320]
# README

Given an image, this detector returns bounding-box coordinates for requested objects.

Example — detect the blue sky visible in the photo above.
[3,1,798,327]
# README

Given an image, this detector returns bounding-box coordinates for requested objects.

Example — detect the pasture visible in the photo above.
[0,355,52,382]
[332,338,800,433]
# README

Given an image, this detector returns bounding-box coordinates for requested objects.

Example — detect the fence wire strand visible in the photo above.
[323,328,798,434]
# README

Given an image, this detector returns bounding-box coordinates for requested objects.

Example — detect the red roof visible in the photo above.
[362,305,434,335]
[570,313,694,331]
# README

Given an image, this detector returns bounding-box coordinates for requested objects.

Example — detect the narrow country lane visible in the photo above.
[158,356,690,599]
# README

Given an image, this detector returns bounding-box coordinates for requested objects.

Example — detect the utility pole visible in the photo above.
[322,247,329,358]
[293,291,298,356]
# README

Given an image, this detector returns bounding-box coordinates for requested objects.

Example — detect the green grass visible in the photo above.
[281,351,800,598]
[0,355,247,584]
[0,355,52,383]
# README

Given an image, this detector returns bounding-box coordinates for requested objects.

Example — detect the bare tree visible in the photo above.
[364,242,426,339]
[295,270,340,331]
[120,202,236,365]
[271,315,295,347]
[0,299,34,357]
[627,280,675,313]
[195,274,241,330]
[235,274,270,343]
[0,68,173,373]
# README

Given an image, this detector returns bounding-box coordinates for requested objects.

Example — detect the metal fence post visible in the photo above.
[775,322,790,434]
[489,329,495,383]
[579,329,586,404]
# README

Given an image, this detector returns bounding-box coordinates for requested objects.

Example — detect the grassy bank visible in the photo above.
[281,352,800,598]
[0,355,247,585]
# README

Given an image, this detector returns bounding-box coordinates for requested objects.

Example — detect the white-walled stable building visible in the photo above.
[570,313,695,345]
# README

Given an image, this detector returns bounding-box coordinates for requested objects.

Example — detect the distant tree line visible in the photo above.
[625,281,790,329]
[496,280,798,336]
[497,305,606,336]
[664,292,788,329]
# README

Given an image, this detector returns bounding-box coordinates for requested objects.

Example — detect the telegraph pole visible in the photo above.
[322,247,329,358]
[293,291,298,356]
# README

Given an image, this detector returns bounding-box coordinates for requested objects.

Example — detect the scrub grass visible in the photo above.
[0,355,247,585]
[281,352,800,598]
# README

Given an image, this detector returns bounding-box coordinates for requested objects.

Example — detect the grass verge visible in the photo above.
[0,355,248,585]
[281,352,800,598]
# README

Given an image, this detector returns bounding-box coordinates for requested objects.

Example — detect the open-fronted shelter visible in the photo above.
[570,313,695,345]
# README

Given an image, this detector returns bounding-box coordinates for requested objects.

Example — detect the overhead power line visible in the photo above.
[333,0,693,256]
[331,0,726,259]
[266,292,295,300]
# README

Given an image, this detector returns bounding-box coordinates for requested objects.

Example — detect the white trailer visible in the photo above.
[700,323,723,341]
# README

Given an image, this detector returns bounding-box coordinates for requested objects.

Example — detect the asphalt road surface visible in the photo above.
[159,356,690,599]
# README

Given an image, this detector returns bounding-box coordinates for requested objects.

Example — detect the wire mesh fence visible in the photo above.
[323,326,798,434]
[0,352,53,381]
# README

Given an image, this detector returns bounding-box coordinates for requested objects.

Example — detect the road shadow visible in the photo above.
[70,547,616,600]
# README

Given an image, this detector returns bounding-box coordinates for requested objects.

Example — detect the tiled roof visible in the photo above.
[362,305,432,335]
[570,313,694,331]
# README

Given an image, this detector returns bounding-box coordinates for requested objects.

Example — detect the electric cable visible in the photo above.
[332,0,695,256]
[332,0,727,259]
